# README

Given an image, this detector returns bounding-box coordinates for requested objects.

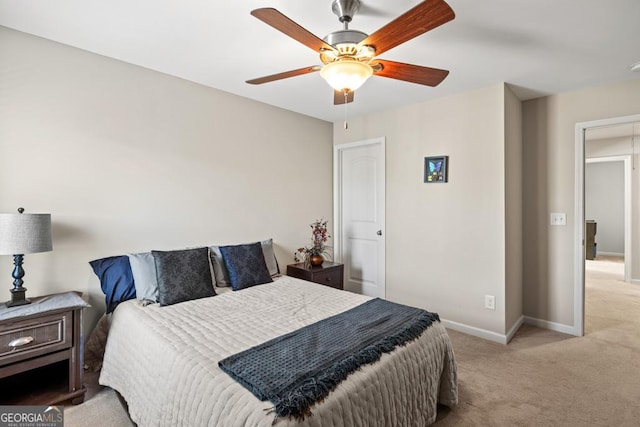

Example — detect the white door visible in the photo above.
[334,137,385,298]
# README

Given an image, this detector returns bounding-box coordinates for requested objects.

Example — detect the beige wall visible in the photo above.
[522,79,640,326]
[334,84,511,336]
[0,27,333,330]
[504,85,523,332]
[6,23,636,340]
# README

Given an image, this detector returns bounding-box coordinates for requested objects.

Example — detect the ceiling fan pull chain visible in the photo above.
[343,90,349,129]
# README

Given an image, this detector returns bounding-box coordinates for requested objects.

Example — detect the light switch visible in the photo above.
[550,212,566,226]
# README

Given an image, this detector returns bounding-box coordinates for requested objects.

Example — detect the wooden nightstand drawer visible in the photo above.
[0,311,72,366]
[312,269,343,289]
[287,262,344,290]
[0,292,88,405]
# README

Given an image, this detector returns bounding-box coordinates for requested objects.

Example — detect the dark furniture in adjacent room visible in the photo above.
[586,220,597,260]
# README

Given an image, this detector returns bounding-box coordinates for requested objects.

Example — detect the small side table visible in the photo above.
[287,262,344,290]
[0,292,90,405]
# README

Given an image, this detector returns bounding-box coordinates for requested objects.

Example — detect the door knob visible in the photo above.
[377,230,382,236]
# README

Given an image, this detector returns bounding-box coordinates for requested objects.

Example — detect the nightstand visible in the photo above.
[0,292,89,405]
[287,262,344,290]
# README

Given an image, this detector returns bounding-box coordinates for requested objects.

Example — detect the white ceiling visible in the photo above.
[1,0,639,123]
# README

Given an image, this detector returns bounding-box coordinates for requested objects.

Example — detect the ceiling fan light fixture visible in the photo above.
[320,59,373,92]
[247,0,456,105]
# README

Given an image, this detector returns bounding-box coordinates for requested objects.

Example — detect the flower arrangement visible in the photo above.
[294,219,332,266]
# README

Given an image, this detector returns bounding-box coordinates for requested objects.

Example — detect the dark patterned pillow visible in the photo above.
[219,242,273,291]
[152,247,216,306]
[210,239,279,287]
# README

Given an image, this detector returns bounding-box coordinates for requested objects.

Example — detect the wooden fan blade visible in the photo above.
[372,59,449,87]
[358,0,455,56]
[251,8,335,53]
[334,90,355,105]
[246,66,320,85]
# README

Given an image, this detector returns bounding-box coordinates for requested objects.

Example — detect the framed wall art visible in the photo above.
[424,156,448,183]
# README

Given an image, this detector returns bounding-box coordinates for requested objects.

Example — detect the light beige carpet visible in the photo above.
[66,256,640,426]
[65,388,134,427]
[435,255,640,426]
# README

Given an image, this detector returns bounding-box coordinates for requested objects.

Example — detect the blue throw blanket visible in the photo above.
[218,298,440,421]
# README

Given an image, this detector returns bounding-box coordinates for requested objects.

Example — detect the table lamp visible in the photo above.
[0,208,52,307]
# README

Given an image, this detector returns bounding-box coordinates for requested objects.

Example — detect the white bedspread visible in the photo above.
[99,276,457,426]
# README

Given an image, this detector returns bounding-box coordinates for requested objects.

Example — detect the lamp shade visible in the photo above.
[0,212,52,255]
[320,60,373,92]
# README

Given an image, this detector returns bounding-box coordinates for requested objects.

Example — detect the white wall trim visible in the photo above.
[585,155,631,282]
[442,315,573,344]
[440,319,509,345]
[333,137,385,263]
[506,316,524,343]
[575,114,640,337]
[631,279,640,285]
[333,137,386,298]
[586,156,630,163]
[523,316,575,335]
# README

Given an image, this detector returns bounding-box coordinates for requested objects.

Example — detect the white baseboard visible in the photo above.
[596,251,624,257]
[523,316,575,335]
[506,316,524,343]
[440,319,509,344]
[631,279,640,285]
[441,315,574,344]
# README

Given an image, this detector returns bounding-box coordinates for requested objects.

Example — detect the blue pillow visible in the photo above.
[89,255,137,313]
[219,242,273,291]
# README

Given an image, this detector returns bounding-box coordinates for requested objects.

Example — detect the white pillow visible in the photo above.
[127,252,159,302]
[209,246,229,287]
[210,239,279,287]
[261,238,280,278]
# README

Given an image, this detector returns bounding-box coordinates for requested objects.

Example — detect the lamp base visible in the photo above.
[7,287,31,307]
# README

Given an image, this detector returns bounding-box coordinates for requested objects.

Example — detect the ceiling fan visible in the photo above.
[246,0,455,105]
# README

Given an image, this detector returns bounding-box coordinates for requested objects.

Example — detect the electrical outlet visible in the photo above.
[485,295,496,310]
[550,212,566,226]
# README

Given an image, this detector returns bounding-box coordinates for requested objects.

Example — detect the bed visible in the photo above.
[99,276,457,426]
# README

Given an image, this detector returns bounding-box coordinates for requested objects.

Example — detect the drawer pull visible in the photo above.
[325,277,332,282]
[9,336,35,348]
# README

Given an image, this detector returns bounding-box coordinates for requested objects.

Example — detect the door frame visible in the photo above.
[574,114,640,336]
[584,155,631,281]
[333,137,386,296]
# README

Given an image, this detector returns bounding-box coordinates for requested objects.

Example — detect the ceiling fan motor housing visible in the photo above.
[323,29,367,47]
[323,1,372,65]
[321,29,373,65]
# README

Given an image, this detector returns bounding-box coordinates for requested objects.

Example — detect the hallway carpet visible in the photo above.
[435,256,640,426]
